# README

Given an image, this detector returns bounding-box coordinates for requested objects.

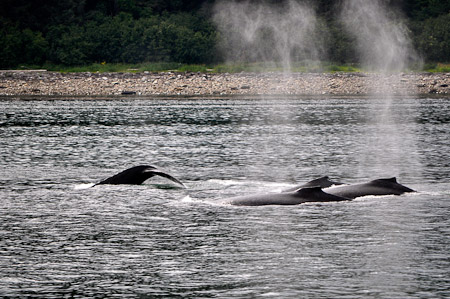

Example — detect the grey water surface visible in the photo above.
[0,96,449,298]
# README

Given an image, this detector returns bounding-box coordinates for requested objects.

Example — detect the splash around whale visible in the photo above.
[285,176,414,199]
[87,167,414,206]
[223,177,415,206]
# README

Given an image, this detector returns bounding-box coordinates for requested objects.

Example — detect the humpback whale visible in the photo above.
[323,177,414,199]
[95,165,185,187]
[223,186,350,206]
[283,176,344,192]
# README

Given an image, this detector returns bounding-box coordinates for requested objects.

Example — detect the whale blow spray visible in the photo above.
[339,0,422,178]
[339,0,420,73]
[213,0,323,72]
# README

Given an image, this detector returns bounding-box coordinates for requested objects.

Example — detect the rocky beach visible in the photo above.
[0,70,449,97]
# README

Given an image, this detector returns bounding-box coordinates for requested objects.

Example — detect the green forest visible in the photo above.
[0,0,449,69]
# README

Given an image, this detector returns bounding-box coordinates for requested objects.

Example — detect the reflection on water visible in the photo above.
[0,96,449,298]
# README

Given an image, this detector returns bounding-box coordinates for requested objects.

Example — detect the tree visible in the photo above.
[412,13,450,62]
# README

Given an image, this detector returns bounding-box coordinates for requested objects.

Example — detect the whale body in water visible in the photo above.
[222,186,350,206]
[323,177,414,199]
[221,176,414,206]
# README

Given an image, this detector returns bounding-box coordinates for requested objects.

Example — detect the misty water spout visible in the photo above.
[339,0,420,73]
[213,0,322,72]
[338,0,422,178]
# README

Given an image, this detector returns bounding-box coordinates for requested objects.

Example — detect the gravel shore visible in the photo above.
[0,70,449,97]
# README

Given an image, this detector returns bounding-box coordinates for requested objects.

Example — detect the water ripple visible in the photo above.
[0,97,449,297]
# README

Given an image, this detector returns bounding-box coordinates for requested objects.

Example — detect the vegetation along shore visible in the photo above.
[1,1,449,71]
[1,1,448,98]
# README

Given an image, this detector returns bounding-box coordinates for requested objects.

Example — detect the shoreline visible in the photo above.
[0,71,449,97]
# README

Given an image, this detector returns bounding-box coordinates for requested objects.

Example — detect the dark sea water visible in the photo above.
[0,96,449,298]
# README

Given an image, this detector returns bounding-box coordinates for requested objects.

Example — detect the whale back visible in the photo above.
[293,186,350,202]
[225,186,349,206]
[368,177,415,193]
[325,177,415,199]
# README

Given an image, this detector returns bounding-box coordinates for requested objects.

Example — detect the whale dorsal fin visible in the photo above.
[294,186,323,195]
[385,177,397,183]
[372,177,398,184]
[301,176,342,188]
[283,177,344,193]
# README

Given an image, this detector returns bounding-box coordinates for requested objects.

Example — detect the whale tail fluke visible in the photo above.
[95,165,185,187]
[145,169,186,188]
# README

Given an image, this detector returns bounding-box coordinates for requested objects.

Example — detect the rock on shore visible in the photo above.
[0,70,449,96]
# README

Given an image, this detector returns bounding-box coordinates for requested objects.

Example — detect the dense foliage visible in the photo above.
[0,0,448,68]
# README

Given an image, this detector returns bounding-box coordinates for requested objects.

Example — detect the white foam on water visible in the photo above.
[73,183,95,190]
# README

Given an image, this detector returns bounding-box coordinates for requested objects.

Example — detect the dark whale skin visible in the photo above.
[324,177,414,199]
[223,186,350,206]
[95,165,185,187]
